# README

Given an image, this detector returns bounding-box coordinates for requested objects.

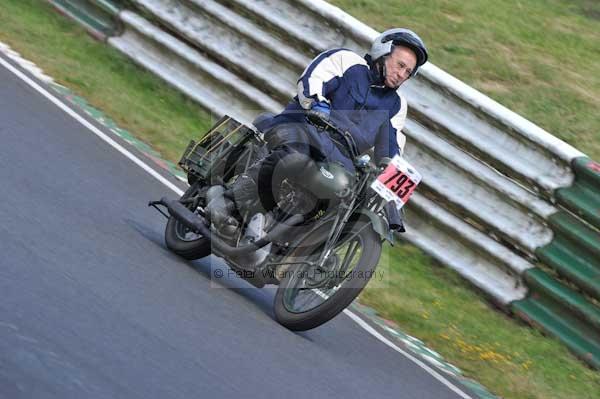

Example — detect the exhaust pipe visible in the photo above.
[153,197,303,257]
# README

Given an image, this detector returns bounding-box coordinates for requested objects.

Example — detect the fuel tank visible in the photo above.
[295,161,354,200]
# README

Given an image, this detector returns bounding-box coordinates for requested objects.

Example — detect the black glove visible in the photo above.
[305,101,331,129]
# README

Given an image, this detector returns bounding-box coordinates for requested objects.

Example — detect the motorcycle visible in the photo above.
[149,115,421,331]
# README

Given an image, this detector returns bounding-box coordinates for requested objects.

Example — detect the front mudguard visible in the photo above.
[353,208,395,245]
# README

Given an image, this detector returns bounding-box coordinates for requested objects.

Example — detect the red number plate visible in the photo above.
[371,155,421,209]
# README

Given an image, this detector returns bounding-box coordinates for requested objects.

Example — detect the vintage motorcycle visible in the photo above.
[150,115,421,331]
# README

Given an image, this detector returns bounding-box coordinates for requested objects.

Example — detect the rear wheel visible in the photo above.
[274,219,382,331]
[164,183,211,260]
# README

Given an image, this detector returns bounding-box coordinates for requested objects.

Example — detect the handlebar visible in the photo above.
[305,111,361,162]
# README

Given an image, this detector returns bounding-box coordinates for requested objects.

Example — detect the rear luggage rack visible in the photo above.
[178,115,261,184]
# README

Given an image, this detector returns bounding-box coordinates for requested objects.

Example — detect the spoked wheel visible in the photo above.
[274,218,382,331]
[164,183,211,260]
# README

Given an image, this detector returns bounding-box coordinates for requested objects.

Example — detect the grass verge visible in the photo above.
[1,1,599,398]
[0,0,212,163]
[366,243,600,398]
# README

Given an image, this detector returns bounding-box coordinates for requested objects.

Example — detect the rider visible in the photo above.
[224,28,428,231]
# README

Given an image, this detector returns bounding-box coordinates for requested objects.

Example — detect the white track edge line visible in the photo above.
[343,309,473,399]
[1,53,474,399]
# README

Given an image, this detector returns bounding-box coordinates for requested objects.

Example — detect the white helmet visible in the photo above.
[369,28,428,76]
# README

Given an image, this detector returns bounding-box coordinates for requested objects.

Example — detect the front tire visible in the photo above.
[164,183,211,260]
[274,219,382,331]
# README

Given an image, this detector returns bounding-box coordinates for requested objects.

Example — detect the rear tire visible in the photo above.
[274,219,381,331]
[165,183,211,260]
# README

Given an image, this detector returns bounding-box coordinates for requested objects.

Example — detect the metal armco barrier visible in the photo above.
[48,0,600,368]
[49,0,121,40]
[557,158,600,231]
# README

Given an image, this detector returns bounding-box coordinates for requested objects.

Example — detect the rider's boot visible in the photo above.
[225,172,261,215]
[384,202,405,232]
[205,168,261,228]
[205,185,236,228]
[211,148,282,221]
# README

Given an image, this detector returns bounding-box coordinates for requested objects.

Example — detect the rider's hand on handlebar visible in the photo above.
[306,101,331,128]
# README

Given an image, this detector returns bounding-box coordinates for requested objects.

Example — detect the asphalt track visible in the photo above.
[0,53,478,399]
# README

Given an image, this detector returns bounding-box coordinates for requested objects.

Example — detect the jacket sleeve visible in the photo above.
[374,92,408,161]
[296,49,368,110]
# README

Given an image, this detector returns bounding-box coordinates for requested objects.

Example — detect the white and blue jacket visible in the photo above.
[266,48,408,162]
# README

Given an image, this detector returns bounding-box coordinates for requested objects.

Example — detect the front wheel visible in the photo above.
[274,218,382,331]
[164,183,211,260]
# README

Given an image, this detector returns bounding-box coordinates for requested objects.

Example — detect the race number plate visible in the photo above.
[371,155,421,210]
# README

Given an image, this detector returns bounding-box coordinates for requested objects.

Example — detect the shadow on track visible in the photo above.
[124,217,278,319]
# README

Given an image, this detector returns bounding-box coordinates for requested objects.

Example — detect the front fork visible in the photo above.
[315,169,387,270]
